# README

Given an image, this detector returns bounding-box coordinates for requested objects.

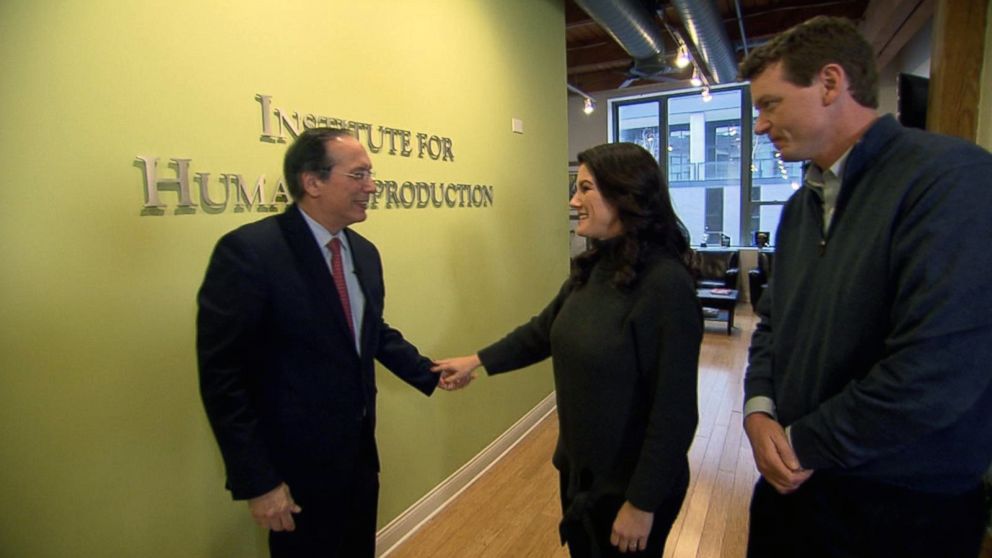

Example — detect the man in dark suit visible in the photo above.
[198,127,442,557]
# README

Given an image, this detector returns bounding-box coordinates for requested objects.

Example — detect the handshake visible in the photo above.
[431,354,483,391]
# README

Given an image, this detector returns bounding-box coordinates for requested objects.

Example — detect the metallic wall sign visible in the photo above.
[256,95,455,162]
[137,94,494,215]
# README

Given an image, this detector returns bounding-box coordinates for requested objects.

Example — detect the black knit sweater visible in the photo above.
[479,247,702,511]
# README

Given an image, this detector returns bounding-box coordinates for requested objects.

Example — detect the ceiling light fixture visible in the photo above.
[675,46,690,69]
[701,87,712,103]
[690,68,702,87]
[567,83,596,115]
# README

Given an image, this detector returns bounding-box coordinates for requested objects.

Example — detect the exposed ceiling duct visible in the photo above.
[670,0,739,84]
[572,0,740,86]
[572,0,673,78]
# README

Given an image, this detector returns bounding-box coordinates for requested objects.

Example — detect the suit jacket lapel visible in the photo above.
[279,205,359,354]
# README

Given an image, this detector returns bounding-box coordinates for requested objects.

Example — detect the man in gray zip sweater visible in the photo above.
[740,16,992,558]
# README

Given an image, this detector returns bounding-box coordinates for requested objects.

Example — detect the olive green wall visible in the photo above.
[0,1,566,556]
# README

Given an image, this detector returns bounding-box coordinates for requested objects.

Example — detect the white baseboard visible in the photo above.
[376,392,557,557]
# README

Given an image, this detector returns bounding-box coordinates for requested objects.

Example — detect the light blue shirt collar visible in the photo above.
[298,206,353,257]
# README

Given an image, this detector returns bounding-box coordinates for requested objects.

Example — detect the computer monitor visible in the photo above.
[897,73,929,130]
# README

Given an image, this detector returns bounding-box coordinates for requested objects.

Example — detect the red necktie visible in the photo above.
[328,238,355,341]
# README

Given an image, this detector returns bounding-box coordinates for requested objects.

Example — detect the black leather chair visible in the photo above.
[749,251,773,310]
[692,249,740,290]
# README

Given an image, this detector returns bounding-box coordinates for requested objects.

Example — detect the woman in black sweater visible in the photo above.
[434,142,702,557]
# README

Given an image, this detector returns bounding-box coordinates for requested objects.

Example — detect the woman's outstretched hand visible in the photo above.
[431,354,482,390]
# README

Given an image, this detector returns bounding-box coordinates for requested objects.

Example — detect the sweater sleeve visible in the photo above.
[625,263,703,510]
[791,157,992,471]
[478,279,571,375]
[743,281,776,414]
[744,195,800,414]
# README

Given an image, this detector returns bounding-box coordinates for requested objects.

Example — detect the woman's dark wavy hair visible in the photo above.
[571,142,691,289]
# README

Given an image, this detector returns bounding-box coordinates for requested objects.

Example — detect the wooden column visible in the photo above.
[927,0,990,140]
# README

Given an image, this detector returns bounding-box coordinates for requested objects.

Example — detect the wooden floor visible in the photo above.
[386,307,760,558]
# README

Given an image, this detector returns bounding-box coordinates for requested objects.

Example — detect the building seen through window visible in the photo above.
[613,85,802,248]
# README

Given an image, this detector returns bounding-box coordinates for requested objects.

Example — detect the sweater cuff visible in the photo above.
[477,345,509,375]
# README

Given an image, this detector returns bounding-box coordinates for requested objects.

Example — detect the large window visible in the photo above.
[617,102,660,161]
[668,124,691,181]
[612,85,793,248]
[666,89,742,246]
